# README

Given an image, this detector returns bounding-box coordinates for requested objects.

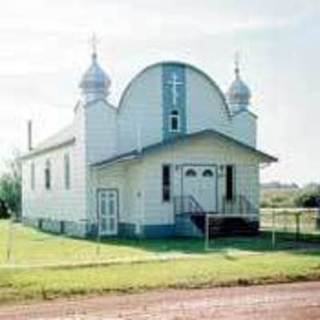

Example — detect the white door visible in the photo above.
[183,166,217,212]
[98,189,118,236]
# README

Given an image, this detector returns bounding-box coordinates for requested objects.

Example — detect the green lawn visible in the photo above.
[0,220,320,304]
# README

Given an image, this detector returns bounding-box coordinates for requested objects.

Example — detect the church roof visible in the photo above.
[20,124,75,160]
[79,52,111,96]
[91,129,277,168]
[227,58,251,107]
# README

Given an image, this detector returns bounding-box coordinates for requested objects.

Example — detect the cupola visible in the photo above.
[79,37,111,103]
[227,55,251,112]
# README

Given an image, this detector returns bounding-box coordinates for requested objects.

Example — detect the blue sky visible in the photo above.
[0,0,319,185]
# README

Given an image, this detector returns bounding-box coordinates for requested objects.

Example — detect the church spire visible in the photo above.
[234,51,240,79]
[90,33,99,60]
[79,34,111,103]
[227,52,251,112]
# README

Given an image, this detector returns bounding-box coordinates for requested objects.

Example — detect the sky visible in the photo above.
[0,0,319,185]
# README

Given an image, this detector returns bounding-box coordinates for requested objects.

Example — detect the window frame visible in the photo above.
[185,168,197,177]
[162,164,171,202]
[45,159,51,190]
[30,162,35,190]
[169,110,180,133]
[226,165,235,201]
[64,153,70,190]
[202,169,214,177]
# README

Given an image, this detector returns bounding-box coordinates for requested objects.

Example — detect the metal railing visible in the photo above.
[222,195,256,215]
[173,195,205,216]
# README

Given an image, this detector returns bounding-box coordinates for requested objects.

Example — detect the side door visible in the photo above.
[98,189,118,236]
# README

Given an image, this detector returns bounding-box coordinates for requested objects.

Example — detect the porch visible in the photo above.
[173,195,259,237]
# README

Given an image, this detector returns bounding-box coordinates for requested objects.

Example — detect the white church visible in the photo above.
[20,47,277,238]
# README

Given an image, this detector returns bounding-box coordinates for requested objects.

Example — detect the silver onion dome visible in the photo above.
[79,52,111,97]
[227,61,251,108]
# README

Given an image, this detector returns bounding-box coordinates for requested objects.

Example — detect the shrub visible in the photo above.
[294,187,320,208]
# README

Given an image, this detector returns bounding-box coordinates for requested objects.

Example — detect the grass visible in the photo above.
[0,220,320,304]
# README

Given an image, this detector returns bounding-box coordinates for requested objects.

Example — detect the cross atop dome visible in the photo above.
[90,33,99,59]
[227,52,251,111]
[234,51,240,79]
[79,34,111,102]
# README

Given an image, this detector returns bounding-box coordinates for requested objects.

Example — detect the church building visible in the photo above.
[20,47,277,238]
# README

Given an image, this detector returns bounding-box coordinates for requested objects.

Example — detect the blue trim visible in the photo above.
[141,224,175,238]
[162,64,187,140]
[118,223,137,238]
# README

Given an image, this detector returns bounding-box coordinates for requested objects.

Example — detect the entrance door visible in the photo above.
[98,189,118,236]
[182,166,217,212]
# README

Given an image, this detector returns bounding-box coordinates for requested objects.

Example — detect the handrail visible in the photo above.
[222,195,256,215]
[173,195,205,216]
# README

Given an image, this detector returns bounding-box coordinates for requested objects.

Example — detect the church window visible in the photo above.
[226,165,235,201]
[203,169,213,177]
[162,164,171,202]
[169,110,180,132]
[185,168,197,177]
[45,159,51,190]
[64,153,70,190]
[30,162,35,190]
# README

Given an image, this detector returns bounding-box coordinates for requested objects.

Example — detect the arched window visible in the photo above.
[185,169,197,177]
[169,110,180,132]
[45,159,51,190]
[203,169,213,177]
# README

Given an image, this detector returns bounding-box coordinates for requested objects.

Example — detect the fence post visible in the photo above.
[271,210,276,249]
[316,207,320,230]
[205,214,210,251]
[295,212,301,241]
[6,211,14,263]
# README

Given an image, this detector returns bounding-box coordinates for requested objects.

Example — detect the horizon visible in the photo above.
[0,0,319,185]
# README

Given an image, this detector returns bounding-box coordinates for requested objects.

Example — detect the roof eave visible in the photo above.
[19,138,76,161]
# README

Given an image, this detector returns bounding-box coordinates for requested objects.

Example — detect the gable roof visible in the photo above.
[20,124,75,160]
[92,129,277,168]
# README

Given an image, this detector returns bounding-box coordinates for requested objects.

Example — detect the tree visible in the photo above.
[0,151,22,219]
[294,185,320,208]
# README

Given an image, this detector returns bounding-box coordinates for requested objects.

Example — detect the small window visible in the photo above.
[162,165,171,202]
[45,159,51,190]
[169,110,180,132]
[64,153,70,189]
[30,162,35,190]
[226,165,234,201]
[203,169,213,177]
[185,169,197,177]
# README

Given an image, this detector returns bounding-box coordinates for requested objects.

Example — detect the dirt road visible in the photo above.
[0,281,320,319]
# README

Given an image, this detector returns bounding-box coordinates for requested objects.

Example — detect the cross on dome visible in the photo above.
[89,33,100,59]
[234,51,240,79]
[167,72,183,106]
[227,51,251,109]
[79,34,111,101]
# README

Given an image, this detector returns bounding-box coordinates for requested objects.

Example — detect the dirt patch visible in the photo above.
[0,281,319,319]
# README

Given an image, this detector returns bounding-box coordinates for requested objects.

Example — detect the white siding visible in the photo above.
[92,161,144,228]
[117,67,162,153]
[231,111,257,147]
[85,100,117,164]
[21,144,86,223]
[186,67,231,136]
[117,63,235,154]
[141,135,261,225]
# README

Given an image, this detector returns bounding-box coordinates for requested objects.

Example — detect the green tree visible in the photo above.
[0,151,22,219]
[294,185,320,208]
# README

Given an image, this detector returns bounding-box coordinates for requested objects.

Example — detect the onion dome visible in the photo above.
[79,51,111,99]
[227,59,251,109]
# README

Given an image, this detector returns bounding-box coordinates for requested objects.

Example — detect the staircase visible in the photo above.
[174,195,258,237]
